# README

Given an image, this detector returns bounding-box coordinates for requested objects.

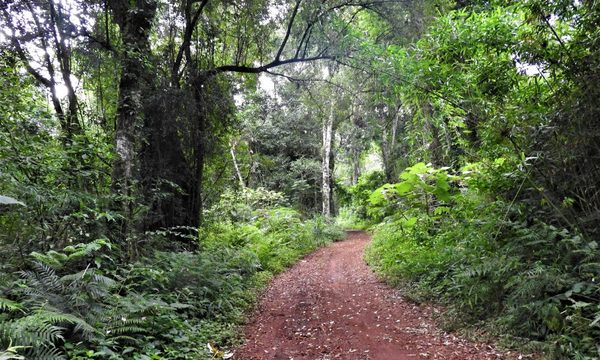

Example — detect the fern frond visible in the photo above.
[0,298,22,313]
[0,350,26,360]
[18,262,61,297]
[108,325,147,335]
[91,274,116,288]
[61,269,116,300]
[31,309,96,336]
[1,318,64,347]
[0,339,27,360]
[23,345,65,360]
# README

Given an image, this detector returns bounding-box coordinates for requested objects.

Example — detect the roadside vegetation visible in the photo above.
[357,163,599,358]
[1,187,342,359]
[338,2,600,358]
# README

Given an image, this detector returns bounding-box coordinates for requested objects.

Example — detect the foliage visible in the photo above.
[0,244,111,359]
[368,162,456,220]
[204,187,287,223]
[338,171,386,225]
[365,162,600,358]
[0,189,342,359]
[338,1,600,357]
[2,0,600,357]
[235,87,325,213]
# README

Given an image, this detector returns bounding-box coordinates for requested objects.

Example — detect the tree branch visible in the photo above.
[80,28,115,52]
[211,54,334,75]
[294,21,314,59]
[1,10,54,88]
[334,57,469,113]
[209,0,388,79]
[172,0,209,84]
[276,0,302,61]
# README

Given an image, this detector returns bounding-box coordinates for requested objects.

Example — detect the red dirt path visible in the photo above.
[234,231,521,360]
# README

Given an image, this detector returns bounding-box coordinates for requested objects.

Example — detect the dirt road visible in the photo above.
[235,231,517,359]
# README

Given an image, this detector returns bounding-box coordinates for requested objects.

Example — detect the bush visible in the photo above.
[342,171,386,224]
[0,189,344,359]
[365,163,600,359]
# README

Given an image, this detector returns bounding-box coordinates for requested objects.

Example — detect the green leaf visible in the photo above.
[434,188,452,202]
[433,206,450,215]
[369,184,394,205]
[570,301,591,309]
[0,298,23,312]
[407,162,429,175]
[403,217,418,227]
[394,181,413,195]
[0,195,25,207]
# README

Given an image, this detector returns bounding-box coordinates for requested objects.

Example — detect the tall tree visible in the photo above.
[2,0,82,141]
[106,0,379,231]
[106,0,158,247]
[322,96,335,217]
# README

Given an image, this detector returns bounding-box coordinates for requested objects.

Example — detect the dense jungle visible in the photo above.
[0,0,599,358]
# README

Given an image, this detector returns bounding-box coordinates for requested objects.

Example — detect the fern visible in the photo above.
[108,325,148,336]
[0,307,99,358]
[0,259,121,357]
[26,345,65,360]
[18,263,61,305]
[0,339,26,360]
[33,309,96,338]
[0,350,25,360]
[0,299,21,313]
[100,295,162,340]
[0,317,63,347]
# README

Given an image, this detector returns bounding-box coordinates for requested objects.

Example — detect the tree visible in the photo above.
[236,80,324,213]
[1,0,82,141]
[322,95,335,217]
[104,0,381,233]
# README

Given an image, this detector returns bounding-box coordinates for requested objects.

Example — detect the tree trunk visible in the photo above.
[139,92,193,231]
[132,0,206,232]
[110,0,156,184]
[381,124,391,181]
[351,145,361,185]
[349,111,362,185]
[190,77,206,228]
[429,122,443,167]
[322,97,335,217]
[423,102,443,166]
[380,110,400,183]
[329,141,336,216]
[48,0,81,138]
[108,0,157,251]
[230,140,245,188]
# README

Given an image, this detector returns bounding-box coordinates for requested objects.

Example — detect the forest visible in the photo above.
[0,0,599,358]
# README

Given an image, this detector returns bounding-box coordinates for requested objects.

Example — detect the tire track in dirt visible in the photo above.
[235,231,520,360]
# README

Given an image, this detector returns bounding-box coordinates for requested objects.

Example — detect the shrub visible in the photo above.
[1,191,344,359]
[365,163,600,358]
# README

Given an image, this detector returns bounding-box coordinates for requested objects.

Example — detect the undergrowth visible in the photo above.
[0,188,343,359]
[360,163,600,359]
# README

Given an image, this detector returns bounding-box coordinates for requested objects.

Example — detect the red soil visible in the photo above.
[234,231,522,360]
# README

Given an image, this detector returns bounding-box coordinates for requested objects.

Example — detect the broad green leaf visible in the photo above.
[407,162,429,175]
[0,195,25,206]
[394,181,413,195]
[369,187,386,206]
[403,217,418,227]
